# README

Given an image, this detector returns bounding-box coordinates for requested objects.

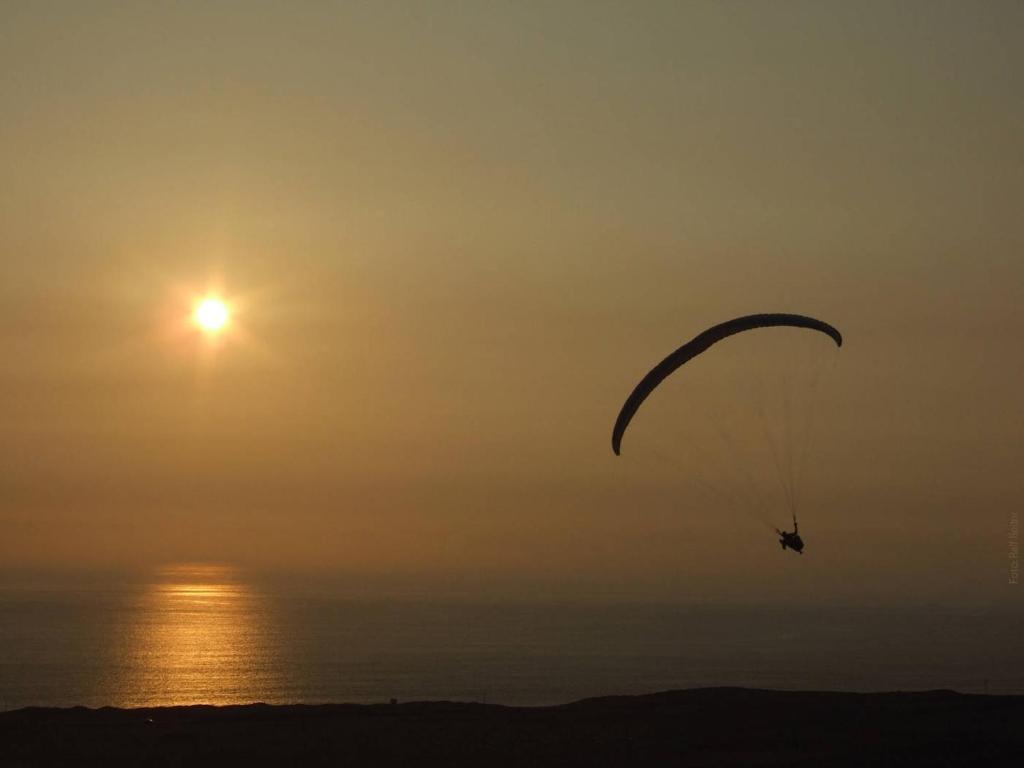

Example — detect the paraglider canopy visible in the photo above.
[611,313,842,456]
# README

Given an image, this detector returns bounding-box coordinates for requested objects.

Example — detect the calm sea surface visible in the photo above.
[1,565,1021,710]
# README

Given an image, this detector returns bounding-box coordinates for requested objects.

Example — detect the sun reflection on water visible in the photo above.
[113,563,281,707]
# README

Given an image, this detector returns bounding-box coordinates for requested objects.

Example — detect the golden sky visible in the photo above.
[1,2,1021,604]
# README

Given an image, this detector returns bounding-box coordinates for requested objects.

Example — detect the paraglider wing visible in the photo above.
[611,313,842,455]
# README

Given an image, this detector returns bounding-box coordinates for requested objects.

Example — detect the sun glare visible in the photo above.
[194,297,230,333]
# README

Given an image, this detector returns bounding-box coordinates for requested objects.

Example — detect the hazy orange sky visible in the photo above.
[1,2,1021,605]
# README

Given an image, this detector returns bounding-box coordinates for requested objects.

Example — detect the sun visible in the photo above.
[193,297,230,333]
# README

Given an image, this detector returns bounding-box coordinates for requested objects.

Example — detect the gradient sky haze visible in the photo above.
[2,1,1021,605]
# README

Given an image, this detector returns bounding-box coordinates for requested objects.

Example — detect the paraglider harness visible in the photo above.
[776,514,804,554]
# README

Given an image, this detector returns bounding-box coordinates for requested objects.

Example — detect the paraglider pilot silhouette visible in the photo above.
[611,313,842,556]
[776,514,804,554]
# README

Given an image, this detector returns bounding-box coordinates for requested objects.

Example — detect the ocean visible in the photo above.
[1,564,1021,710]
